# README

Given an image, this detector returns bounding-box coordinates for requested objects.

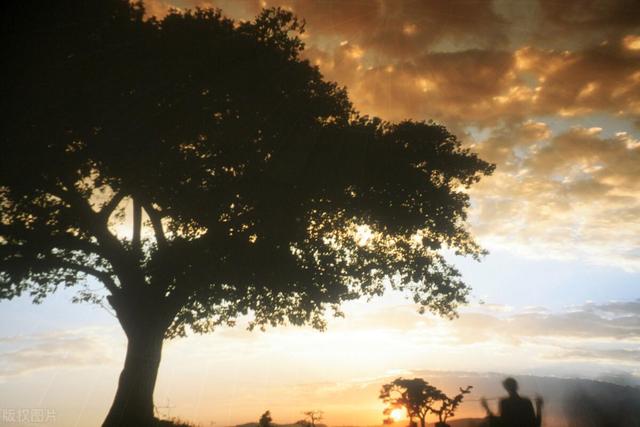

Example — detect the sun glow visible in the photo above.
[389,408,405,422]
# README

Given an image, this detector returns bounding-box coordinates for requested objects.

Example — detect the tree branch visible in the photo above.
[56,260,120,295]
[57,187,126,254]
[2,254,121,296]
[52,182,142,289]
[141,200,167,248]
[0,223,108,260]
[98,190,126,224]
[132,196,142,252]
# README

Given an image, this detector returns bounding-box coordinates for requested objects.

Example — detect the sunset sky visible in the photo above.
[1,1,639,426]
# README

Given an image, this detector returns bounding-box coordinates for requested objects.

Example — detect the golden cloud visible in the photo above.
[140,0,640,269]
[470,125,640,269]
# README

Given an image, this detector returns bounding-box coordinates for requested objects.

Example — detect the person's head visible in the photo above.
[502,377,519,395]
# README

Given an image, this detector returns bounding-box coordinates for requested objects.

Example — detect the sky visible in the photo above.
[1,1,639,426]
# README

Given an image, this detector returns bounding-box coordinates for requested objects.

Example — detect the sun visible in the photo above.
[390,408,405,422]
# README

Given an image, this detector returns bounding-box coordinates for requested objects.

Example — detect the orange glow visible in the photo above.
[390,408,405,422]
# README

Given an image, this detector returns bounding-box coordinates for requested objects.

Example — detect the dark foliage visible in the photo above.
[259,411,273,427]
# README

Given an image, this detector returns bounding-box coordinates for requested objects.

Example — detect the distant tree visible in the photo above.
[302,410,323,427]
[380,379,472,427]
[1,1,493,426]
[259,411,273,427]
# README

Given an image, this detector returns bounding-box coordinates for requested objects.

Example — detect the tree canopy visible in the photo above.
[1,0,492,335]
[0,1,493,425]
[259,410,273,427]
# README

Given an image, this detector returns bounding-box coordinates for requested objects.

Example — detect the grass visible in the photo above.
[154,417,198,427]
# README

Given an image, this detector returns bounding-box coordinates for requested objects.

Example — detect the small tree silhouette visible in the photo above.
[259,410,273,427]
[302,410,323,427]
[432,386,472,427]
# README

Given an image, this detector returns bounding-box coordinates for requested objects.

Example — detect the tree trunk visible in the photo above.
[102,326,165,427]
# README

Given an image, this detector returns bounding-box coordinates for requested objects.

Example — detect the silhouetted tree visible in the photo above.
[381,378,443,427]
[380,379,472,427]
[432,386,472,427]
[302,410,323,427]
[1,1,493,426]
[259,411,273,427]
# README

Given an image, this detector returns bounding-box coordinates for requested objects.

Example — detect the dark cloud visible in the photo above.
[538,0,640,39]
[286,0,509,55]
[523,41,640,119]
[302,47,522,125]
[304,40,640,128]
[145,0,509,53]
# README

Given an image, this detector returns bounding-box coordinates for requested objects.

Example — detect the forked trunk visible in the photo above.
[102,326,165,427]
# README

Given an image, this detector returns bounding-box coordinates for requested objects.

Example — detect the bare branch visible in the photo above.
[98,191,126,224]
[141,200,167,248]
[132,197,142,251]
[0,223,107,259]
[2,254,121,296]
[57,260,120,295]
[51,183,141,289]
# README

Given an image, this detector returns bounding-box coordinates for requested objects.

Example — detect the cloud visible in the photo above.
[145,0,509,53]
[0,328,117,378]
[453,307,640,343]
[303,39,640,127]
[521,42,640,119]
[470,124,640,270]
[588,299,640,315]
[536,0,640,43]
[316,298,635,376]
[302,46,519,125]
[284,0,508,55]
[551,348,640,363]
[471,119,551,167]
[434,299,640,375]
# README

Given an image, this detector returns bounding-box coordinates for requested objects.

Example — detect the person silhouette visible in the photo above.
[481,377,543,427]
